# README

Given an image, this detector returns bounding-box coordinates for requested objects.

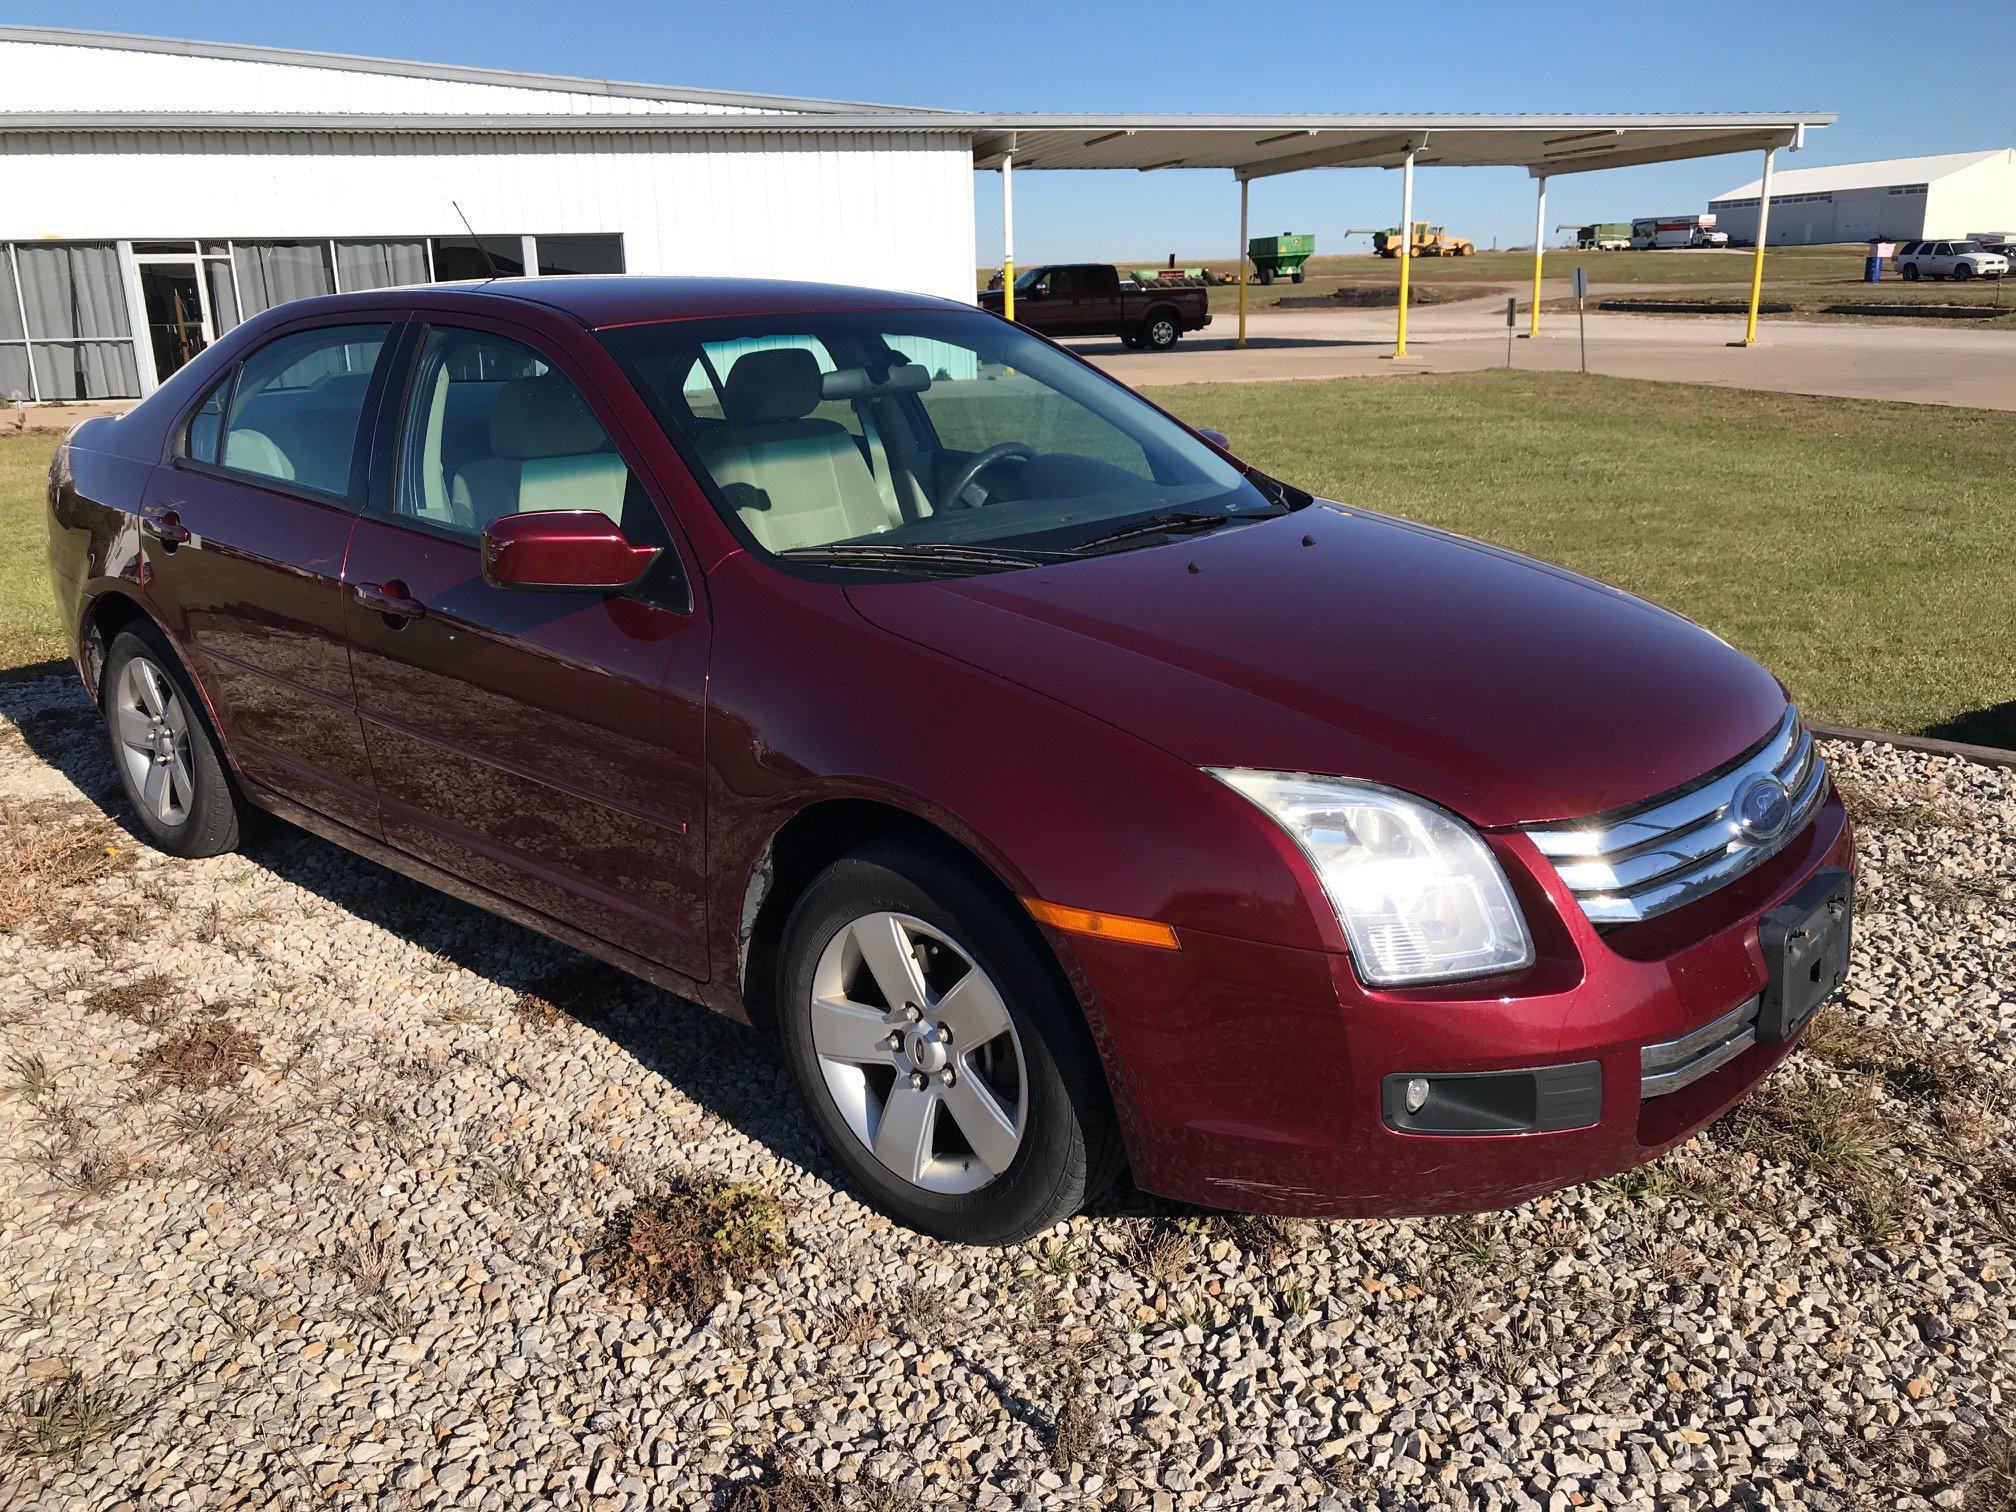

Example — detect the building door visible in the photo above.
[136,259,214,382]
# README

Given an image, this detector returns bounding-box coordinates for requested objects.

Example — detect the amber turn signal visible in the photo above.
[1020,897,1180,950]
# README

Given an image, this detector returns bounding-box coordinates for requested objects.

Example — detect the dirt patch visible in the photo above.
[589,1179,787,1322]
[1277,282,1494,310]
[134,1014,261,1094]
[0,801,128,933]
[84,973,177,1024]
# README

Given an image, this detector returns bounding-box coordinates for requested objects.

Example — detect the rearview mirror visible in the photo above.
[481,510,660,593]
[1196,428,1231,451]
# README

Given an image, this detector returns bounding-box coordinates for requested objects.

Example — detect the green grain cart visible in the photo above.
[1247,232,1314,285]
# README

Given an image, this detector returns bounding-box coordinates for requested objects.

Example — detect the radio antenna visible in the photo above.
[450,200,502,281]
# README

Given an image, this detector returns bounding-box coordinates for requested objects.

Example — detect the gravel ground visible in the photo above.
[1,667,2011,1510]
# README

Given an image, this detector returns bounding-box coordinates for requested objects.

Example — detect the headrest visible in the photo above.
[722,348,822,424]
[821,362,930,401]
[491,376,607,460]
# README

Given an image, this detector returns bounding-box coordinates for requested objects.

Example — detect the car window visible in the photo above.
[601,308,1267,560]
[209,324,391,497]
[184,371,231,466]
[392,325,666,551]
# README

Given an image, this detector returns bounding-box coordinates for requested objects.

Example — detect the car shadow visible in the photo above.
[1924,700,2016,754]
[2,668,1178,1226]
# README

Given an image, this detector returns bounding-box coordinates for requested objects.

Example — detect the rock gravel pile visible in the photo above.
[1,669,2010,1509]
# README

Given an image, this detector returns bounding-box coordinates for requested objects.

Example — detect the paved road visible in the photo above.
[1072,296,2016,410]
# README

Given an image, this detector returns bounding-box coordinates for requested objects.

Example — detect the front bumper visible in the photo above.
[1065,791,1853,1218]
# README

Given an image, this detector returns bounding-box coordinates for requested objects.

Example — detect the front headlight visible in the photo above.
[1207,770,1534,987]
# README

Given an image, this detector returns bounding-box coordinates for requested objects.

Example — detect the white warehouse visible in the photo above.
[0,26,982,402]
[1708,148,2016,246]
[1,24,1832,401]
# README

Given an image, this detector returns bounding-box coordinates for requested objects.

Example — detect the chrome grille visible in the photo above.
[1524,708,1828,925]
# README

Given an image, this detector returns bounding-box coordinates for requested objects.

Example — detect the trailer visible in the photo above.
[1246,233,1315,285]
[1571,222,1631,251]
[1630,214,1728,250]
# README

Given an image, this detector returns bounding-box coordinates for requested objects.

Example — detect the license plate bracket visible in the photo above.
[1758,867,1854,1043]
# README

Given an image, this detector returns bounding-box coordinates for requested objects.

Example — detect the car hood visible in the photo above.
[844,502,1789,828]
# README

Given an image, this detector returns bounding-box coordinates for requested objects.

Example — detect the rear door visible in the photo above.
[142,317,398,833]
[341,314,711,978]
[1078,267,1125,335]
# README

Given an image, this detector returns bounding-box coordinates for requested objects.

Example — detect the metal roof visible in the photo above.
[0,108,1831,178]
[1710,147,2010,202]
[0,23,936,116]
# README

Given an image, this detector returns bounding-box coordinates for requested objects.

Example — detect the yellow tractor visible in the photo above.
[1364,222,1475,258]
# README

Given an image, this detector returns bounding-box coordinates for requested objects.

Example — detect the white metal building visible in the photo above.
[1708,148,2016,246]
[1,24,1830,401]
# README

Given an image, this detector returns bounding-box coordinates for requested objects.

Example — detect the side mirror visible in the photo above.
[481,510,660,593]
[1196,428,1231,452]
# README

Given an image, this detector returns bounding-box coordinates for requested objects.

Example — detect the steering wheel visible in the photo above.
[941,442,1036,507]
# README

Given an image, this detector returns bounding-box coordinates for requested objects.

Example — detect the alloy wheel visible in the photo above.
[114,656,195,827]
[809,911,1028,1194]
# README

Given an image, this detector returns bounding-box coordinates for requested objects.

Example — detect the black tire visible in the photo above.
[1952,263,1973,282]
[1142,311,1181,351]
[1901,263,1920,282]
[100,622,246,859]
[775,839,1121,1245]
[1256,268,1274,286]
[1290,268,1305,284]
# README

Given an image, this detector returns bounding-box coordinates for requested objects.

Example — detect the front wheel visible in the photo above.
[776,841,1120,1244]
[101,622,247,858]
[1952,263,1973,282]
[1901,263,1920,282]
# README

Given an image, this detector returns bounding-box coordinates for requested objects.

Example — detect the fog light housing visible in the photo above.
[1381,1063,1602,1135]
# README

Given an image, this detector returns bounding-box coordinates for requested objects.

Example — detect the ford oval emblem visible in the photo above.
[1731,773,1791,843]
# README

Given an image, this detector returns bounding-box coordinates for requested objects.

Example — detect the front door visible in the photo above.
[137,260,212,383]
[144,318,396,834]
[343,318,711,979]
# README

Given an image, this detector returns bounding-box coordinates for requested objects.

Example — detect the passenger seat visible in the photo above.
[452,376,629,528]
[694,348,898,551]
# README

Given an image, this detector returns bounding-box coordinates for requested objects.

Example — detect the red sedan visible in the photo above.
[45,277,1854,1243]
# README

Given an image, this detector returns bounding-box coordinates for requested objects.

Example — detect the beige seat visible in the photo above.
[451,375,629,530]
[693,348,896,552]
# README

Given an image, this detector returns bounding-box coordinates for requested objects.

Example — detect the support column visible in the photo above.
[1237,176,1250,349]
[1529,175,1548,338]
[1394,147,1416,358]
[1743,146,1776,347]
[1001,154,1016,324]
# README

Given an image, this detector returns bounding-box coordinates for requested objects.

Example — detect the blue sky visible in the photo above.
[21,0,2016,261]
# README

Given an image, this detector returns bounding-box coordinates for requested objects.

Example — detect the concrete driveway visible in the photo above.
[1072,296,2016,410]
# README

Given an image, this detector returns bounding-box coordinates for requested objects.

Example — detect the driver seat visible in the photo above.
[694,348,898,551]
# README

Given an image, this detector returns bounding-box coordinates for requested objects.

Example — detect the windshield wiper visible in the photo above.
[1067,507,1286,554]
[778,541,1068,574]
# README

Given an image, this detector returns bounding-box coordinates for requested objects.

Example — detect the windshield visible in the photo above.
[600,308,1293,569]
[1953,241,1985,254]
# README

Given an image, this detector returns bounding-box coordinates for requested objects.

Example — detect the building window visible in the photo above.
[232,241,337,318]
[430,236,526,282]
[334,240,432,293]
[534,234,626,276]
[1,242,142,401]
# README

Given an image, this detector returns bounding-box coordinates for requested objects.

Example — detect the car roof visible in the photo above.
[286,275,967,329]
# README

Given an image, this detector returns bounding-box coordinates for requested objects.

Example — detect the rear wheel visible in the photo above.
[1142,312,1181,351]
[101,622,246,858]
[1290,268,1305,283]
[776,840,1119,1244]
[1256,269,1275,286]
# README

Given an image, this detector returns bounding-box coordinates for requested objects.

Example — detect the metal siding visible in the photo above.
[0,128,977,303]
[0,39,796,116]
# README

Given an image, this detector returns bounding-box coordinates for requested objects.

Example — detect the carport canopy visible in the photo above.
[961,111,1833,353]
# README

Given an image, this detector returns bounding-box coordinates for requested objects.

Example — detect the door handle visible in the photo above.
[139,505,192,548]
[354,579,426,623]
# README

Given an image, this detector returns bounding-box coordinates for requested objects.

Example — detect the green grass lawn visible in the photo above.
[0,433,64,676]
[5,375,2013,744]
[1156,373,2016,747]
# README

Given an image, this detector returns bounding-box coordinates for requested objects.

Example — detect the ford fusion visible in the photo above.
[46,277,1854,1243]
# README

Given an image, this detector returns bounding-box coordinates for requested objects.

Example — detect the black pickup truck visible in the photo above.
[979,264,1212,350]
